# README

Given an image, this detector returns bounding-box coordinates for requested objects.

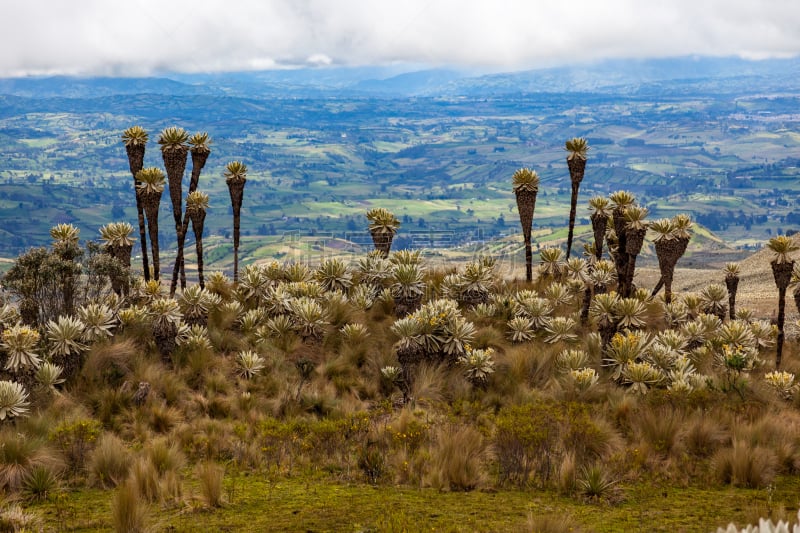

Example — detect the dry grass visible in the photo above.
[425,425,488,491]
[112,479,149,533]
[712,439,779,488]
[631,407,686,459]
[196,461,224,508]
[683,411,729,459]
[89,433,133,489]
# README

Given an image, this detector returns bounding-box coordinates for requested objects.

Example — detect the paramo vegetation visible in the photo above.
[1,130,800,531]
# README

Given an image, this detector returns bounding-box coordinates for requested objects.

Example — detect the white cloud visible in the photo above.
[1,0,799,76]
[306,54,333,67]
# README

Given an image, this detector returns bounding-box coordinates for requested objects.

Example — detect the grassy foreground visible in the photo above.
[27,473,800,532]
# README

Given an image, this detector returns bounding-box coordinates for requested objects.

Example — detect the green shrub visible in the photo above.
[494,400,618,488]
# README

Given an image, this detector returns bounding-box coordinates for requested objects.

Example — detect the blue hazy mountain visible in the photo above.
[3,56,799,99]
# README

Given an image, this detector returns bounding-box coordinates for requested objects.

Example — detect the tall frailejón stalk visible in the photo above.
[512,168,540,282]
[121,126,151,281]
[170,132,211,296]
[224,161,247,284]
[100,222,135,296]
[135,168,166,281]
[650,214,692,304]
[622,206,649,298]
[565,137,588,259]
[588,196,611,262]
[609,191,635,294]
[767,235,798,368]
[158,127,190,239]
[186,191,209,289]
[724,262,740,320]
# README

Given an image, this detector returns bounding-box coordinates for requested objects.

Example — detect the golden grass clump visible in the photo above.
[89,433,133,489]
[683,411,729,459]
[425,425,488,491]
[196,461,224,508]
[0,431,59,493]
[112,479,149,533]
[712,439,778,488]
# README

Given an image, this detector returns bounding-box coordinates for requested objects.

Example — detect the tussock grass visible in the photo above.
[0,430,58,492]
[89,433,133,489]
[712,439,778,488]
[631,406,686,459]
[195,461,224,508]
[112,479,148,533]
[425,425,487,491]
[683,411,729,459]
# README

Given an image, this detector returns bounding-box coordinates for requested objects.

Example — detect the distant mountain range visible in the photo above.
[2,56,799,99]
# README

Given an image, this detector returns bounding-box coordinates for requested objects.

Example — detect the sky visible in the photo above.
[1,0,799,77]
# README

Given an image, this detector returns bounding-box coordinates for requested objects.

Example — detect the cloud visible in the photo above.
[1,0,799,76]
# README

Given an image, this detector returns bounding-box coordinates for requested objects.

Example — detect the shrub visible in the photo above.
[684,412,728,459]
[0,503,41,532]
[145,438,185,478]
[521,513,585,533]
[129,457,159,503]
[357,440,386,485]
[80,339,136,389]
[494,401,563,486]
[50,418,102,474]
[632,407,685,458]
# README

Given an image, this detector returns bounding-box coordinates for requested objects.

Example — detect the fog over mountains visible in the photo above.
[2,56,800,98]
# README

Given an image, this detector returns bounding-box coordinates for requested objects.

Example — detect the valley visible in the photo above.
[1,60,800,273]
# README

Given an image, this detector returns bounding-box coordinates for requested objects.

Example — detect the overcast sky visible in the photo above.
[2,0,799,77]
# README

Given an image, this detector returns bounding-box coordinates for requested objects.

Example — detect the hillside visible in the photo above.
[0,56,799,261]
